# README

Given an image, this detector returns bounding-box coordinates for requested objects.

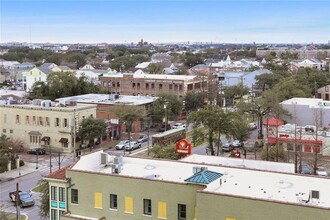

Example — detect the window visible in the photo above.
[151,83,155,89]
[287,143,293,151]
[117,82,120,87]
[125,196,133,213]
[137,83,140,89]
[59,187,65,202]
[26,116,30,125]
[2,129,6,133]
[71,189,78,204]
[51,186,57,201]
[158,201,167,219]
[33,116,36,125]
[143,199,152,216]
[169,84,173,90]
[159,84,163,90]
[10,130,13,134]
[94,192,102,209]
[112,82,116,87]
[178,204,186,220]
[64,118,68,127]
[311,190,320,199]
[146,83,149,89]
[179,85,183,91]
[55,118,60,127]
[39,117,43,126]
[110,194,117,209]
[46,117,50,126]
[132,83,136,88]
[51,209,57,220]
[16,115,20,124]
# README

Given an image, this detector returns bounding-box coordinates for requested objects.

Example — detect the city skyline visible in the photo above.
[1,0,330,44]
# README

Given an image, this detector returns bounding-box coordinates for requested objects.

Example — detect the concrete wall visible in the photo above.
[64,170,201,220]
[196,192,329,220]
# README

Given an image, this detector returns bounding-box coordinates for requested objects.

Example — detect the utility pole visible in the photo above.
[16,182,21,220]
[49,145,52,173]
[73,109,76,162]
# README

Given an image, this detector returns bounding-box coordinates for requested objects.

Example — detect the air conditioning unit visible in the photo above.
[112,164,121,174]
[100,153,108,165]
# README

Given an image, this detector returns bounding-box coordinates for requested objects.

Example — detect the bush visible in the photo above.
[0,157,9,173]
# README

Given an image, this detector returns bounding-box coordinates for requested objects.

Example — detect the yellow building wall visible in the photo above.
[0,104,96,152]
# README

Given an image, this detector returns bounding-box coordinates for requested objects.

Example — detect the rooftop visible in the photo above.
[281,98,330,109]
[101,73,197,81]
[71,151,330,209]
[55,94,159,106]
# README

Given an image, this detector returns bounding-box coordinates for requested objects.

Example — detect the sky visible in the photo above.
[0,0,329,44]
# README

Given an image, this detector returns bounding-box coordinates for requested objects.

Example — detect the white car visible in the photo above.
[316,167,328,177]
[124,141,141,151]
[172,123,186,129]
[248,123,257,130]
[115,140,129,150]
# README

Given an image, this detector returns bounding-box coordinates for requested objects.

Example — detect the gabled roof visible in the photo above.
[184,170,222,184]
[37,66,53,74]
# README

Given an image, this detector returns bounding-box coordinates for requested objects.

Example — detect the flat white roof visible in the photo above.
[0,89,26,97]
[102,73,197,81]
[181,154,295,173]
[55,94,158,105]
[281,98,330,109]
[72,151,330,208]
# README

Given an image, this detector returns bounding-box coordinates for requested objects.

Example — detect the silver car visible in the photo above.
[115,140,129,150]
[125,141,141,151]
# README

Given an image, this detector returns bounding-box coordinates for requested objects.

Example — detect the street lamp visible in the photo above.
[36,153,39,170]
[164,102,168,131]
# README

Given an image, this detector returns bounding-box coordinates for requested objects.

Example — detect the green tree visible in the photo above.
[228,114,251,158]
[188,105,231,155]
[39,181,50,217]
[222,84,250,106]
[238,97,271,138]
[255,73,280,91]
[113,105,146,139]
[147,63,164,74]
[183,52,204,68]
[148,94,183,124]
[184,92,204,113]
[66,53,87,69]
[28,72,100,100]
[149,143,183,160]
[79,117,107,147]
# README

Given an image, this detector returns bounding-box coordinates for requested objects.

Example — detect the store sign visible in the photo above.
[175,139,191,154]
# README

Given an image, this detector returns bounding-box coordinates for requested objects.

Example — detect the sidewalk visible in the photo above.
[0,162,37,182]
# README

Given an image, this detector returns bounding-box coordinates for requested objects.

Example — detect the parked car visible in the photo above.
[27,148,46,155]
[115,140,129,150]
[223,142,234,152]
[172,123,186,129]
[232,140,242,148]
[9,191,35,208]
[248,123,257,130]
[300,165,312,174]
[125,141,141,151]
[316,167,328,177]
[137,135,149,143]
[158,124,171,132]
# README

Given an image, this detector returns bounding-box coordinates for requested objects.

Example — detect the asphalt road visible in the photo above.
[0,153,74,219]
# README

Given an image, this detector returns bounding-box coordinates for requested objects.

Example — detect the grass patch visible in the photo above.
[0,211,26,220]
[31,182,47,192]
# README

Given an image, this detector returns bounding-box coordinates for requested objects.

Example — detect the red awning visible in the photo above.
[262,117,284,126]
[268,137,322,145]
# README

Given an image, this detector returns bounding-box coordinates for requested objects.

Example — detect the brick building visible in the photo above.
[100,73,206,97]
